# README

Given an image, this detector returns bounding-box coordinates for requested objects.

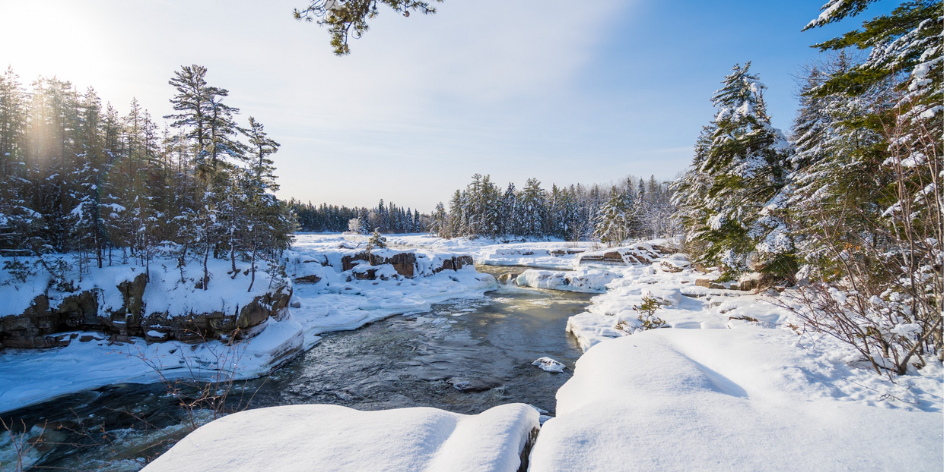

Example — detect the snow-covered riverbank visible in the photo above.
[7,234,942,470]
[343,234,945,470]
[0,234,496,413]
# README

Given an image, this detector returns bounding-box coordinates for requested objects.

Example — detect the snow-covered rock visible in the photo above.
[0,256,292,348]
[532,357,566,373]
[0,234,500,413]
[143,403,538,472]
[515,269,617,293]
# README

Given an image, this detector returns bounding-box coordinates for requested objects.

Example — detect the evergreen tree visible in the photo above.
[518,178,546,237]
[500,183,517,237]
[674,63,794,277]
[594,187,632,246]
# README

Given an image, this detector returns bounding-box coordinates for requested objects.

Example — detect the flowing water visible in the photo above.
[1,265,591,470]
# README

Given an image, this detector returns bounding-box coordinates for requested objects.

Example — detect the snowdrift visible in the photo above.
[530,329,944,471]
[143,403,538,472]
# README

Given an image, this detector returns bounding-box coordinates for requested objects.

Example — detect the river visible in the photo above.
[1,265,591,470]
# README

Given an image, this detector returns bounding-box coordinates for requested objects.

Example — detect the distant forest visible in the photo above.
[431,174,676,244]
[289,199,427,234]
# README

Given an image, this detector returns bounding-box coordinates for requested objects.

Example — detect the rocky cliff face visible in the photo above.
[0,273,291,350]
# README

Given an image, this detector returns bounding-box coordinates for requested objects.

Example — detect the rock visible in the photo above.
[140,285,292,342]
[579,249,649,265]
[659,261,684,273]
[532,357,566,373]
[290,300,301,308]
[497,272,520,284]
[448,377,501,392]
[695,279,726,290]
[57,290,100,328]
[650,244,672,255]
[294,274,321,284]
[738,273,773,292]
[433,255,475,274]
[145,329,171,342]
[386,253,416,278]
[551,249,584,256]
[1,268,294,350]
[341,252,417,278]
[119,273,148,318]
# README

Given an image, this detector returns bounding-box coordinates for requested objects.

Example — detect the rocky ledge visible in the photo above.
[0,259,291,350]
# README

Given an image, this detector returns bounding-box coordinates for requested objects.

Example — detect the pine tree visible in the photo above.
[501,183,517,237]
[366,227,387,251]
[674,63,794,277]
[430,202,448,237]
[518,178,546,237]
[594,187,632,246]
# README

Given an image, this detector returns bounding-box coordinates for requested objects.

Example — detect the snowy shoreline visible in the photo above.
[4,234,943,470]
[0,234,497,414]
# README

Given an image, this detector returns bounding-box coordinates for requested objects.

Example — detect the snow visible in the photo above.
[0,234,497,413]
[4,234,942,470]
[532,357,566,373]
[0,255,278,319]
[529,328,943,471]
[515,268,617,293]
[142,403,538,472]
[0,315,305,414]
[536,243,942,470]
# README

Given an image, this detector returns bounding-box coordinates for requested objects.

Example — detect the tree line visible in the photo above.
[672,0,942,372]
[0,65,294,290]
[289,198,428,233]
[430,173,677,243]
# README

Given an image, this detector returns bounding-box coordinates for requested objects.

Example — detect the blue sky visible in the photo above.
[0,0,896,211]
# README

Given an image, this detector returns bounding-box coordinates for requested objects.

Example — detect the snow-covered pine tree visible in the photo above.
[781,54,887,281]
[678,63,794,277]
[240,116,286,289]
[500,183,517,237]
[356,208,369,235]
[447,189,464,237]
[430,202,448,237]
[518,178,546,237]
[789,0,944,369]
[594,187,631,246]
[480,175,502,239]
[671,124,716,259]
[366,227,387,251]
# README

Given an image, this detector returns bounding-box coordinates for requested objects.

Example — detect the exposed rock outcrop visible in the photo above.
[0,274,292,349]
[695,279,726,290]
[433,255,474,273]
[341,252,417,278]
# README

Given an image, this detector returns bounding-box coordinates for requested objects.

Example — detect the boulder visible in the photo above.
[497,272,520,284]
[57,290,100,328]
[738,273,773,292]
[294,274,321,284]
[433,255,474,273]
[551,249,584,256]
[659,260,684,273]
[695,279,726,290]
[341,252,417,278]
[102,272,149,334]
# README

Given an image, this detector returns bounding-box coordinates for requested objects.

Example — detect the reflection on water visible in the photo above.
[2,266,590,470]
